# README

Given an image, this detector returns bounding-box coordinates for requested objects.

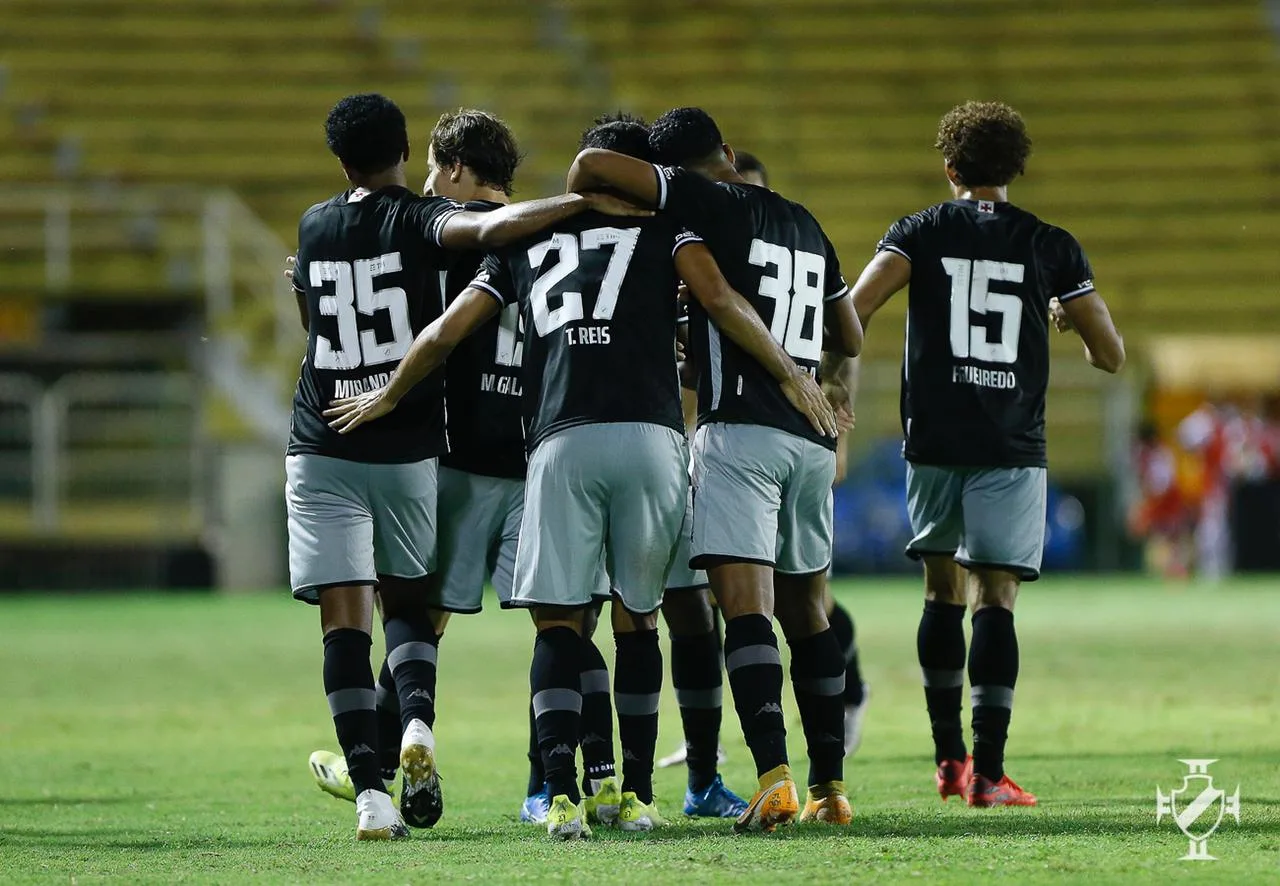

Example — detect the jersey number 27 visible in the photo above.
[526,227,640,337]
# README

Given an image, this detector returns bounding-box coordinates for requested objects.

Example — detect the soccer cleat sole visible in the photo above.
[733,780,799,834]
[356,821,410,841]
[399,743,442,828]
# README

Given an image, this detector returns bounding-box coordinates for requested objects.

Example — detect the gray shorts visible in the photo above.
[664,482,709,591]
[285,453,437,603]
[430,466,524,613]
[690,423,836,574]
[511,422,688,615]
[905,462,1047,581]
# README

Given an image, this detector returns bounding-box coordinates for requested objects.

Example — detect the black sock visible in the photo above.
[969,607,1018,782]
[374,658,400,783]
[614,629,661,804]
[323,628,384,796]
[579,637,616,788]
[384,615,440,731]
[789,628,846,786]
[531,626,584,803]
[723,614,787,778]
[918,600,968,765]
[670,629,723,792]
[526,700,546,797]
[827,600,865,706]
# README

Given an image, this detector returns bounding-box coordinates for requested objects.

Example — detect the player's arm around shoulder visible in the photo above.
[566,148,662,206]
[431,192,650,253]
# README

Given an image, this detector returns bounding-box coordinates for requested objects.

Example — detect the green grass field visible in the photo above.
[1,577,1277,884]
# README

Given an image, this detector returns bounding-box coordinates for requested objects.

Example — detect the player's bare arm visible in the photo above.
[438,191,650,251]
[823,293,863,358]
[1052,292,1125,373]
[566,148,662,207]
[676,242,838,438]
[284,256,308,331]
[849,250,912,331]
[324,287,499,433]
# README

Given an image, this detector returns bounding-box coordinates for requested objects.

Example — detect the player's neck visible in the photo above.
[348,169,407,193]
[953,185,1007,202]
[462,186,509,205]
[693,159,744,185]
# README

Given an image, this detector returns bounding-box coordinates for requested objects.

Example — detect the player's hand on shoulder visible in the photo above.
[578,191,654,218]
[781,368,838,439]
[1049,297,1073,333]
[324,389,398,434]
[284,255,297,287]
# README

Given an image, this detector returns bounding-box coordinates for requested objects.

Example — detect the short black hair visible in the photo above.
[734,150,768,186]
[649,107,724,167]
[935,101,1032,188]
[430,109,521,196]
[325,93,408,175]
[580,111,652,162]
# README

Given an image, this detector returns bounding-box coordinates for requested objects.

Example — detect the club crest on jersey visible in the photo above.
[977,200,995,213]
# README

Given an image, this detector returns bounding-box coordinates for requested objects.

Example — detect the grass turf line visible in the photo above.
[0,577,1277,884]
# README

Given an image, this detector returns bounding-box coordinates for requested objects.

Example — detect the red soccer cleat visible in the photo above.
[967,772,1038,807]
[936,756,973,801]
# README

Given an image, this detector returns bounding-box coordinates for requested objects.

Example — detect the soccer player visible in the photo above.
[566,107,864,830]
[732,148,871,757]
[848,101,1124,807]
[288,93,640,840]
[324,132,835,841]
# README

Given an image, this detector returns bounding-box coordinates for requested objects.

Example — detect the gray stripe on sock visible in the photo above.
[726,644,781,672]
[532,687,582,717]
[387,641,437,672]
[793,674,846,697]
[374,681,399,711]
[326,687,376,717]
[614,691,661,717]
[675,686,722,709]
[922,667,965,689]
[579,669,610,695]
[971,685,1015,709]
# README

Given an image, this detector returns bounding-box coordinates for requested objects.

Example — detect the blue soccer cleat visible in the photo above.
[683,774,749,818]
[520,785,552,824]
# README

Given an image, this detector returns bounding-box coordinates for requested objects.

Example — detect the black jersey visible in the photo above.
[439,200,527,479]
[468,212,685,451]
[652,165,849,451]
[288,186,461,463]
[878,199,1096,469]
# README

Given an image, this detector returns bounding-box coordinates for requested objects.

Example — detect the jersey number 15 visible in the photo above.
[942,257,1025,365]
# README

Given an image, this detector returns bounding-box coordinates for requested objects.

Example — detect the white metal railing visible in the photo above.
[0,372,206,534]
[0,184,294,442]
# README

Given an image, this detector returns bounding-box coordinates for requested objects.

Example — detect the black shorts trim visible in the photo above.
[905,547,959,562]
[428,603,484,616]
[953,556,1040,582]
[663,582,711,593]
[690,554,775,571]
[293,578,377,604]
[772,563,831,578]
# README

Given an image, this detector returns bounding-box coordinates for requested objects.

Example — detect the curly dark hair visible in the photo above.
[580,111,652,161]
[649,107,723,167]
[325,93,409,175]
[934,101,1032,188]
[430,109,521,196]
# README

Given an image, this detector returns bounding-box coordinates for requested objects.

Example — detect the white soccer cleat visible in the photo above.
[399,718,443,828]
[355,788,409,841]
[657,741,728,769]
[844,683,870,757]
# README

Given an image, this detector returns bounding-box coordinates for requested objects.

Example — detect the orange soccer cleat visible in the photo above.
[733,764,800,834]
[936,755,973,801]
[967,772,1038,807]
[798,781,853,824]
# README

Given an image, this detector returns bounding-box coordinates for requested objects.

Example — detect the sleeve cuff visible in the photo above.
[469,278,507,306]
[877,243,911,262]
[823,284,850,302]
[430,206,465,247]
[672,233,703,257]
[1057,285,1095,303]
[653,164,668,211]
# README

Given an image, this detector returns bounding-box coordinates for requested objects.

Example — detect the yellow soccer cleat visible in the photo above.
[618,791,666,832]
[583,776,622,826]
[799,781,853,824]
[546,794,592,840]
[733,764,800,834]
[310,750,356,803]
